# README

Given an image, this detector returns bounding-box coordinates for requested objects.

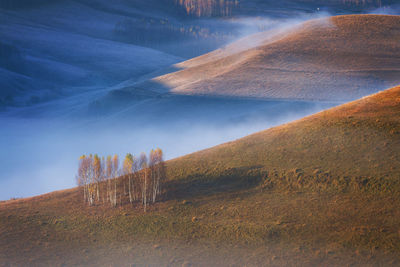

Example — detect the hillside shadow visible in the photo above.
[164,165,267,200]
[87,74,338,123]
[86,66,183,117]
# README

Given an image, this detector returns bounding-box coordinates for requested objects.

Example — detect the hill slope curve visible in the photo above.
[147,15,400,101]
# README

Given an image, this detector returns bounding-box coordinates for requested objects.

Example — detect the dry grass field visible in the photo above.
[1,85,400,266]
[142,15,400,101]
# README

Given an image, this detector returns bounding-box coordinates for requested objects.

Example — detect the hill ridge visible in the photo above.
[167,84,400,184]
[125,14,400,102]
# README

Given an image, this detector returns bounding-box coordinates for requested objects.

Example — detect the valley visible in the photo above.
[1,85,399,266]
[1,1,400,266]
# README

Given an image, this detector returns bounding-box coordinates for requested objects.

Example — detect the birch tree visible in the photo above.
[132,156,140,201]
[76,149,165,208]
[85,155,95,206]
[106,155,112,204]
[77,155,88,204]
[111,154,119,207]
[123,153,134,204]
[154,148,165,202]
[93,154,102,203]
[149,148,165,203]
[139,152,148,212]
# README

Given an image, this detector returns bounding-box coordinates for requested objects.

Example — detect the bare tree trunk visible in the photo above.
[123,180,126,197]
[96,183,99,202]
[100,182,107,204]
[83,185,87,204]
[131,174,136,202]
[113,179,117,207]
[152,171,157,204]
[88,184,94,206]
[108,181,111,205]
[144,169,147,212]
[135,173,139,201]
[129,175,132,203]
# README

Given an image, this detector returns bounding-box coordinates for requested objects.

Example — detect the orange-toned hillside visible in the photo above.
[1,85,400,266]
[168,85,400,185]
[142,15,400,101]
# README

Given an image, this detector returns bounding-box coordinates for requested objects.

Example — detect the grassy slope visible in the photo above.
[168,85,400,187]
[150,15,400,101]
[1,86,400,266]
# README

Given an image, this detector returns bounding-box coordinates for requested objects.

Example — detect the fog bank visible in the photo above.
[0,98,337,200]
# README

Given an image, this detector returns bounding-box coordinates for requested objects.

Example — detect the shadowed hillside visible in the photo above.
[167,85,400,190]
[135,15,400,101]
[0,0,239,107]
[1,85,400,266]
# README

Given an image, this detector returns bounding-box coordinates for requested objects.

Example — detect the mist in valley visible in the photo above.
[2,0,399,200]
[369,3,400,14]
[0,96,338,200]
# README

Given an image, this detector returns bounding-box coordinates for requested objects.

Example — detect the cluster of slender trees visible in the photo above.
[76,149,165,211]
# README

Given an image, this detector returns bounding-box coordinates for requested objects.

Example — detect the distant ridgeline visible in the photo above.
[339,0,395,7]
[0,0,395,12]
[174,0,239,17]
[292,0,395,8]
[173,0,396,17]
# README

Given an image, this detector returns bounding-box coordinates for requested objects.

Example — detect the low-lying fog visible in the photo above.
[1,0,397,200]
[0,98,338,200]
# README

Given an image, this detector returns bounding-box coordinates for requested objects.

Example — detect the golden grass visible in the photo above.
[167,85,400,187]
[1,86,400,266]
[149,15,400,101]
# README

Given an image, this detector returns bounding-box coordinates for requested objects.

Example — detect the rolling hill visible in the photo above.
[0,0,184,107]
[1,85,400,266]
[127,15,400,101]
[0,0,241,107]
[167,85,400,189]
